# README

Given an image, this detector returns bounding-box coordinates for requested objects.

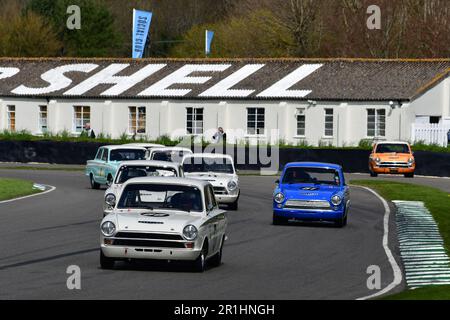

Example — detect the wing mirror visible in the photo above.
[275,179,280,184]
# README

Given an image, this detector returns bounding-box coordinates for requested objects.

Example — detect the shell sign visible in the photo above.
[0,60,323,99]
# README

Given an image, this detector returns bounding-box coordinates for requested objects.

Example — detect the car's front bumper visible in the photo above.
[273,208,345,220]
[371,166,415,174]
[101,244,201,261]
[215,193,239,204]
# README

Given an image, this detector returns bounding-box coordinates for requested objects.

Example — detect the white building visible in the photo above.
[0,58,449,146]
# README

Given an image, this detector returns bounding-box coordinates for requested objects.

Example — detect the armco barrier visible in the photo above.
[0,140,449,177]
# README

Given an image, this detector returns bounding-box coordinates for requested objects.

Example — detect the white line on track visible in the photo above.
[355,186,403,300]
[0,184,56,204]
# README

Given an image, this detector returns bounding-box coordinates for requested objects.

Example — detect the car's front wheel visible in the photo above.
[192,245,207,272]
[228,200,238,211]
[370,171,378,177]
[335,213,348,228]
[210,237,224,268]
[273,214,288,225]
[100,251,115,269]
[90,174,100,189]
[404,172,414,178]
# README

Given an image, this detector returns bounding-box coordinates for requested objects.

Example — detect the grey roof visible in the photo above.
[0,58,449,101]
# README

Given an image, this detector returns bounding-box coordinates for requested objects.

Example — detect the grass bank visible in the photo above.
[351,179,450,300]
[0,178,42,201]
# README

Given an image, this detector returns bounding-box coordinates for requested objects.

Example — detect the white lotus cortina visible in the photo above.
[182,153,240,210]
[103,160,184,216]
[100,177,227,272]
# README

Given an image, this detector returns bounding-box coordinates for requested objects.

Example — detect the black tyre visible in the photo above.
[106,175,113,187]
[404,172,414,178]
[193,245,207,272]
[273,214,288,225]
[335,214,347,228]
[210,237,224,268]
[90,174,100,189]
[228,200,238,211]
[370,171,378,177]
[100,251,115,269]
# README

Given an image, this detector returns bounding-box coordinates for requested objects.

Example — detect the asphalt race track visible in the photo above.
[0,169,448,300]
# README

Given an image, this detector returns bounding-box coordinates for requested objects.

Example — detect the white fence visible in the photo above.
[411,123,450,147]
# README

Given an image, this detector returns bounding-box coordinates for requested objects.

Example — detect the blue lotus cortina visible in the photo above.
[273,162,350,227]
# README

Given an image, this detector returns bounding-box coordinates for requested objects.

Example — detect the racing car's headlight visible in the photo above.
[183,225,198,241]
[331,195,342,206]
[105,193,116,208]
[274,193,285,204]
[408,157,415,165]
[101,221,116,237]
[227,180,238,191]
[375,157,381,164]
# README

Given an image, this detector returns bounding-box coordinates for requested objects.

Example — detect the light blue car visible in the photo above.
[86,145,147,189]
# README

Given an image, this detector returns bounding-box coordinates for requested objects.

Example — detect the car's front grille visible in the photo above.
[284,200,331,210]
[114,232,183,240]
[379,162,409,168]
[213,186,228,195]
[111,239,185,248]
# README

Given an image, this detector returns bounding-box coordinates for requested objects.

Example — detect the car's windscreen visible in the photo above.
[183,157,234,174]
[152,150,190,163]
[118,184,203,212]
[282,167,340,186]
[115,166,178,184]
[375,144,410,153]
[110,149,146,161]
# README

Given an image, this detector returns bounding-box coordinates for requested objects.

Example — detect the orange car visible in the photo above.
[369,141,415,178]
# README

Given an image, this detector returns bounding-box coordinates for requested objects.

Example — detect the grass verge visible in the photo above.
[0,178,42,201]
[0,166,84,172]
[351,179,450,300]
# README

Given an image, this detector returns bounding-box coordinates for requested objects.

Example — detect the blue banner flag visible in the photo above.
[132,9,152,59]
[205,30,214,55]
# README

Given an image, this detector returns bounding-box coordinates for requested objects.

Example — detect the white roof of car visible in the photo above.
[101,145,147,151]
[150,147,193,153]
[123,143,165,148]
[117,160,181,169]
[123,176,210,189]
[183,153,234,161]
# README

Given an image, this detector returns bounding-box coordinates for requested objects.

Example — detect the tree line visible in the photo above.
[0,0,448,58]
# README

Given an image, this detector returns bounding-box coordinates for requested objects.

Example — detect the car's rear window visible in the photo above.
[376,144,410,153]
[115,165,178,184]
[110,149,146,161]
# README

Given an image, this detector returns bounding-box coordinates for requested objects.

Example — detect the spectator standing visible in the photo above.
[82,123,96,139]
[212,127,226,143]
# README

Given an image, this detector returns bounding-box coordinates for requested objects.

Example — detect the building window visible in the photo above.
[39,106,48,133]
[129,106,146,134]
[7,106,16,131]
[296,108,305,136]
[247,108,265,135]
[324,109,334,137]
[186,107,203,135]
[367,109,386,137]
[74,106,90,133]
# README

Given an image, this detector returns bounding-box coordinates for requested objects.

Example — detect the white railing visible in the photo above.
[411,123,450,147]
